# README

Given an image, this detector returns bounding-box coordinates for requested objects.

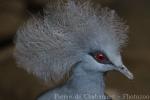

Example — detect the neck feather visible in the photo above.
[66,62,105,95]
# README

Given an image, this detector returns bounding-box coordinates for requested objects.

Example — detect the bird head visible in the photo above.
[14,0,133,83]
[79,45,133,79]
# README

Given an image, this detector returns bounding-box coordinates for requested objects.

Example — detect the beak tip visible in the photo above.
[115,65,134,80]
[128,73,134,80]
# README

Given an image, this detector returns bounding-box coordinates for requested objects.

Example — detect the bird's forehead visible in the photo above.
[86,32,120,52]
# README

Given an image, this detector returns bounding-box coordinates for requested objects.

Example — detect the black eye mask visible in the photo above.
[89,51,112,64]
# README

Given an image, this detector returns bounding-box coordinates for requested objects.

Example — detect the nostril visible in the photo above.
[121,67,124,70]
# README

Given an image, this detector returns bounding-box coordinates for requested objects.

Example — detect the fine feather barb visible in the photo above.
[14,0,128,83]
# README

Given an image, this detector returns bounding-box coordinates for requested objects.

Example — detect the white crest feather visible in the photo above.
[14,0,128,82]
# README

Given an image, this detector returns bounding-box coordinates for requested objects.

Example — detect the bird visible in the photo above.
[14,0,134,100]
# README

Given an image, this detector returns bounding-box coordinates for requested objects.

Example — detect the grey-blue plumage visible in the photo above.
[14,0,133,100]
[37,61,109,100]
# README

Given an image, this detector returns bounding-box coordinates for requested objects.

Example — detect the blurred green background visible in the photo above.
[0,0,150,100]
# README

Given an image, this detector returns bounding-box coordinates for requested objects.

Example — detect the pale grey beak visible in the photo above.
[114,65,134,80]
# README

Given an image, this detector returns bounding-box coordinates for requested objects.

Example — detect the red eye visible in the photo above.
[95,53,106,62]
[90,51,111,64]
